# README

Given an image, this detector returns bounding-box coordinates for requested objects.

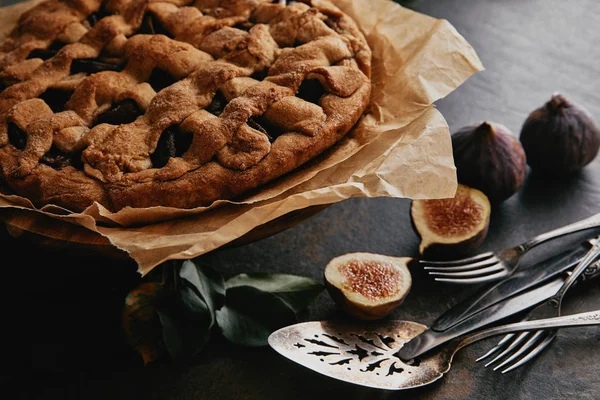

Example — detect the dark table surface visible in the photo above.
[2,0,600,399]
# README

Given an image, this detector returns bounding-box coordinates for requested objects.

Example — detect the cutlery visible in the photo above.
[418,212,600,284]
[475,233,600,373]
[396,257,600,361]
[395,274,563,361]
[268,309,600,390]
[432,238,595,332]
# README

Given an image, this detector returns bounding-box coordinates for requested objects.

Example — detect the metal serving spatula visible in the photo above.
[268,310,600,390]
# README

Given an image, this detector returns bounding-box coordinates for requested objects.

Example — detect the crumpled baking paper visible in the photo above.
[0,0,483,275]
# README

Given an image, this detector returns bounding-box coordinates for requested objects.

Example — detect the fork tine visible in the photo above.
[492,330,548,371]
[500,332,557,374]
[423,257,500,272]
[418,252,495,266]
[476,333,516,362]
[434,270,509,285]
[483,332,532,367]
[427,263,505,278]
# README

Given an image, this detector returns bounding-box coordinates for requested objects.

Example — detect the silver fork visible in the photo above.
[475,235,600,373]
[420,212,600,284]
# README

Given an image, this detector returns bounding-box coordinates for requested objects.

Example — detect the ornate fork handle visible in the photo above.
[580,261,600,280]
[549,238,600,307]
[458,310,600,350]
[521,213,600,252]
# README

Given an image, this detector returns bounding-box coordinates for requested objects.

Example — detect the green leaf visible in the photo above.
[157,308,184,360]
[157,305,213,360]
[179,282,210,315]
[215,306,272,347]
[226,273,324,313]
[178,283,213,352]
[216,286,297,347]
[179,260,226,327]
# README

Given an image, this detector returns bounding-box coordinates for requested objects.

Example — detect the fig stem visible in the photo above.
[548,93,569,111]
[475,121,494,136]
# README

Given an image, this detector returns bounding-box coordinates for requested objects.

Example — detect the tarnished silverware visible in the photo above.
[419,213,600,284]
[268,310,600,390]
[396,242,600,361]
[432,238,595,332]
[476,234,600,373]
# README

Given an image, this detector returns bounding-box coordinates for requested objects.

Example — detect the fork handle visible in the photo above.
[458,309,600,350]
[550,236,600,305]
[521,213,600,252]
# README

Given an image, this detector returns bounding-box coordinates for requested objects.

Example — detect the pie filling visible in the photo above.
[41,146,84,170]
[94,100,143,126]
[26,42,64,61]
[39,88,73,113]
[151,126,194,169]
[7,123,27,150]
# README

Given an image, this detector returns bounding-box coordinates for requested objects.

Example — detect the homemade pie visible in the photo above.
[0,0,371,212]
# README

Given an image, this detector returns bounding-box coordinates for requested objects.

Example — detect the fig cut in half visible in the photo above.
[410,184,491,259]
[324,253,412,320]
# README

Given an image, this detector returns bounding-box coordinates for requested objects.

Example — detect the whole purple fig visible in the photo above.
[520,93,600,176]
[452,121,527,204]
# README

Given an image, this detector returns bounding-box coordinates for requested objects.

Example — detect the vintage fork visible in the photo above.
[420,212,600,284]
[475,235,600,373]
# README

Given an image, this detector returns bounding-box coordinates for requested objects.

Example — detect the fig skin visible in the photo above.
[520,93,600,176]
[452,121,527,204]
[324,253,412,320]
[410,184,491,260]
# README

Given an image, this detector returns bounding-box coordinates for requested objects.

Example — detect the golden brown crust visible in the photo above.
[0,0,371,212]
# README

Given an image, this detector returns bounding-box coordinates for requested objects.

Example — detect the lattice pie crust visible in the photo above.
[0,0,371,212]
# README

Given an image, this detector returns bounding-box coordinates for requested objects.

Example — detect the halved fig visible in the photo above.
[324,253,412,320]
[410,184,491,259]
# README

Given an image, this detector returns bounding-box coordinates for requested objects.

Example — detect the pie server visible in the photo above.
[268,307,600,390]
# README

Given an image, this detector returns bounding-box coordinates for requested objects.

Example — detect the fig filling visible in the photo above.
[424,187,484,237]
[40,88,73,113]
[70,59,123,75]
[86,8,110,27]
[341,260,402,301]
[150,125,193,168]
[253,116,282,142]
[26,42,64,60]
[296,79,325,105]
[139,14,171,37]
[206,91,227,116]
[206,91,278,141]
[94,99,142,126]
[41,147,83,170]
[7,123,27,150]
[250,69,268,81]
[247,117,268,135]
[27,45,123,74]
[233,21,253,31]
[148,68,178,93]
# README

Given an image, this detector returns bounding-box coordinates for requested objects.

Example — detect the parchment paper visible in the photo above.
[0,0,483,275]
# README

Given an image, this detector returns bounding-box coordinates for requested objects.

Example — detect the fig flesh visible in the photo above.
[452,121,526,204]
[324,253,412,320]
[411,184,491,259]
[520,93,600,176]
